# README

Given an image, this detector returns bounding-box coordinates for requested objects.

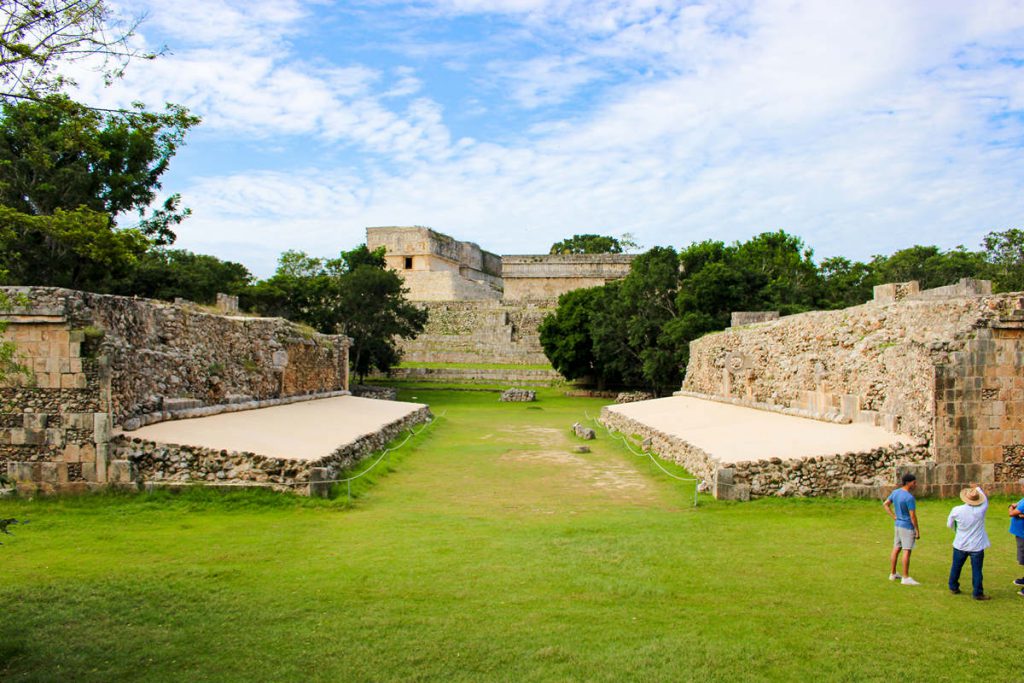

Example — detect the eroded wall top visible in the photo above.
[1,287,351,425]
[682,280,1022,443]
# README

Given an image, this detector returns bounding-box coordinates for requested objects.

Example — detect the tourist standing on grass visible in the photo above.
[947,484,990,601]
[1009,496,1024,597]
[883,473,921,585]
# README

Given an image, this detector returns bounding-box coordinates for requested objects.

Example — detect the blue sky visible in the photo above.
[68,0,1024,277]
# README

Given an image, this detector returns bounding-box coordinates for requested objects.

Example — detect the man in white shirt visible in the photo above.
[947,484,991,601]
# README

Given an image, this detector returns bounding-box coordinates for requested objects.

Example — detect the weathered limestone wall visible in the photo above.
[679,280,1024,497]
[599,408,718,483]
[396,271,502,301]
[730,311,779,327]
[1,352,113,492]
[1,287,353,494]
[932,319,1024,483]
[683,291,1017,439]
[501,254,634,301]
[1,287,351,426]
[379,366,562,385]
[397,301,554,366]
[367,226,503,300]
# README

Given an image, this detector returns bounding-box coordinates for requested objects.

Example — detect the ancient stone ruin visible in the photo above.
[572,422,596,440]
[499,388,536,402]
[366,226,633,380]
[603,278,1024,500]
[0,287,429,495]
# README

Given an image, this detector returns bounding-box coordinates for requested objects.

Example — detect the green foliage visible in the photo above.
[868,244,988,291]
[0,95,198,227]
[981,228,1024,292]
[245,245,426,381]
[0,204,148,288]
[817,256,874,309]
[549,233,638,254]
[542,227,1024,393]
[0,94,199,292]
[543,232,822,393]
[338,264,428,381]
[0,0,153,97]
[538,287,603,382]
[110,248,252,304]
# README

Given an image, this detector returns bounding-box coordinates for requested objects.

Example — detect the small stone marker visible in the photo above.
[573,445,591,454]
[500,388,536,402]
[309,467,332,498]
[572,422,596,440]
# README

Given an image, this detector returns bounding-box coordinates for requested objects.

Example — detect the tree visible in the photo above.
[549,233,638,255]
[0,94,198,231]
[817,256,874,309]
[619,246,684,393]
[246,246,427,381]
[541,231,824,392]
[0,203,147,288]
[0,0,155,99]
[0,94,198,290]
[982,229,1024,293]
[868,245,987,290]
[111,249,253,304]
[337,264,427,381]
[538,287,603,382]
[729,230,821,313]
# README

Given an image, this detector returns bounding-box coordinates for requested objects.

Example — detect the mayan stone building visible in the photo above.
[658,278,1024,498]
[366,226,503,301]
[1,287,352,493]
[366,226,635,377]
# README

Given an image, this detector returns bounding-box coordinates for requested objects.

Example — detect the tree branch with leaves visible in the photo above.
[0,0,159,100]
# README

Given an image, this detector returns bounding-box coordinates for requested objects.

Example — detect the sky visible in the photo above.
[67,0,1024,277]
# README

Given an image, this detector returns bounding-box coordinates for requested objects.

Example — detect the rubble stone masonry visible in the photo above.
[395,300,554,366]
[1,287,351,494]
[679,279,1024,497]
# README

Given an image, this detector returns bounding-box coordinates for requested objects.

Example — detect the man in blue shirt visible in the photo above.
[1009,496,1024,597]
[883,473,921,585]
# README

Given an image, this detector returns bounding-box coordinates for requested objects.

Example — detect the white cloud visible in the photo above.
[66,1,1024,275]
[489,55,604,108]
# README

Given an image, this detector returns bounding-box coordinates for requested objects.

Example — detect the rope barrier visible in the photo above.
[585,410,700,506]
[283,410,446,494]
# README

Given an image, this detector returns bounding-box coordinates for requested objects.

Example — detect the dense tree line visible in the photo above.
[540,229,1024,395]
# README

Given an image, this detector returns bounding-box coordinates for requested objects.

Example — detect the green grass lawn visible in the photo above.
[1,387,1022,682]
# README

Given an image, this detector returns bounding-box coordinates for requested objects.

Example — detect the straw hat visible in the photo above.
[959,487,984,506]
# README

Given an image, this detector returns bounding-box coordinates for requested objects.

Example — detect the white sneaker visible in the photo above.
[901,577,921,586]
[889,573,902,581]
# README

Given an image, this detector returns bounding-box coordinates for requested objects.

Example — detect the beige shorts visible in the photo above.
[894,527,916,550]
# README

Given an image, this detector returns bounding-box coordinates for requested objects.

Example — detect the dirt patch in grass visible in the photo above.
[497,425,565,442]
[500,448,654,498]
